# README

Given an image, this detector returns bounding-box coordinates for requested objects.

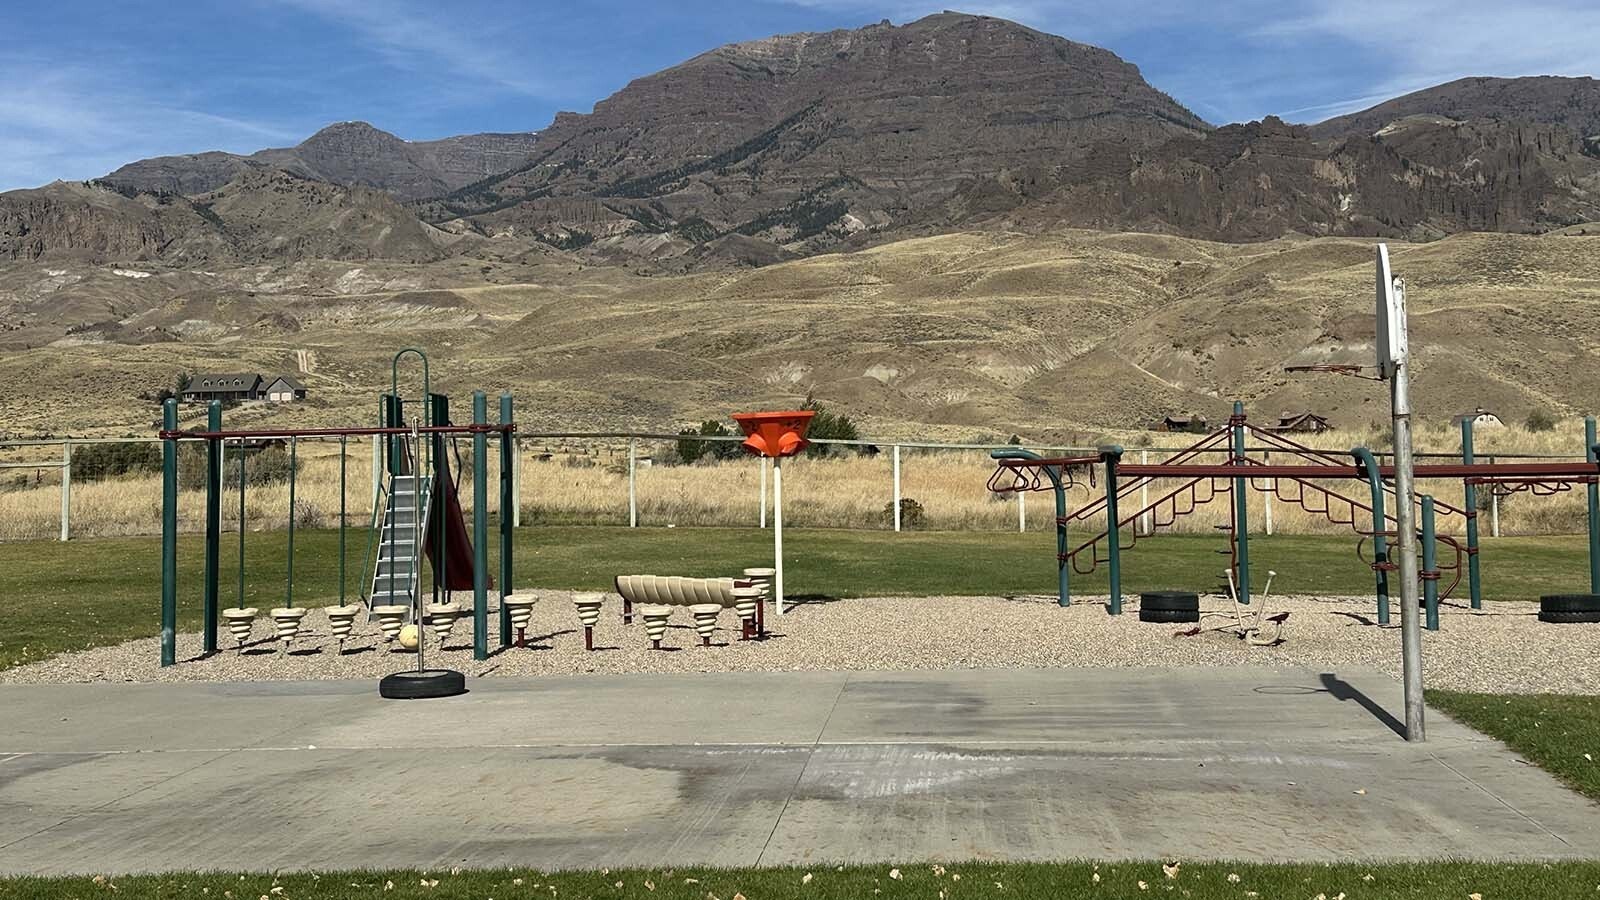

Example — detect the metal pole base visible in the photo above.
[584,626,594,651]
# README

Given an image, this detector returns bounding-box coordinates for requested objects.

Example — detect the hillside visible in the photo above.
[103,122,540,201]
[2,228,1596,440]
[1309,76,1600,139]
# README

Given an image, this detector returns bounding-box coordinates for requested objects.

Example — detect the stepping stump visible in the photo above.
[221,607,259,650]
[732,586,761,641]
[688,603,721,646]
[269,607,310,648]
[424,603,463,645]
[324,604,363,652]
[372,605,410,643]
[573,593,605,651]
[742,567,775,638]
[504,594,538,647]
[639,604,673,650]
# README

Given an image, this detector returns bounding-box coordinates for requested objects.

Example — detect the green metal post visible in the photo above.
[237,444,246,608]
[1461,418,1483,610]
[1587,417,1599,594]
[1103,446,1124,615]
[430,394,449,607]
[285,435,297,609]
[472,391,490,660]
[160,399,179,667]
[1353,447,1392,625]
[1231,401,1251,605]
[990,448,1069,606]
[339,434,347,605]
[499,392,515,645]
[1421,495,1439,631]
[202,401,222,654]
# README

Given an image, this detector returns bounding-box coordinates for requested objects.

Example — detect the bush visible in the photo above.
[1525,409,1558,432]
[676,420,742,465]
[72,442,162,481]
[801,394,861,458]
[883,497,926,530]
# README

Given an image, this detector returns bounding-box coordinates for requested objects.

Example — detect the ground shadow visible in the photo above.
[1319,672,1406,738]
[1332,611,1378,627]
[783,594,844,608]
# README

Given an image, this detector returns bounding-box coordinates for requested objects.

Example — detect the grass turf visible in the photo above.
[5,861,1600,900]
[2,527,1592,669]
[1428,691,1600,802]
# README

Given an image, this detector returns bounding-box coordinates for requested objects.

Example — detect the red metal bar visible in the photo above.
[1119,462,1600,480]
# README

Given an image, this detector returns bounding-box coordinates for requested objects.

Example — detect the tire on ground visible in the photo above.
[1139,607,1200,624]
[1139,591,1199,623]
[1539,594,1600,613]
[379,668,467,699]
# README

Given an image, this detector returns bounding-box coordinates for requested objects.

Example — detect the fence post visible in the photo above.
[512,435,523,528]
[59,439,72,541]
[1017,489,1026,533]
[892,445,902,532]
[1138,450,1150,536]
[1263,451,1274,536]
[628,439,638,527]
[759,457,768,528]
[1489,455,1501,537]
[370,427,381,504]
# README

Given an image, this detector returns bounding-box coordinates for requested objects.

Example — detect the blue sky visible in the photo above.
[2,0,1596,191]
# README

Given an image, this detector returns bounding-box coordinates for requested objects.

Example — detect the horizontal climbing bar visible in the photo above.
[159,424,516,441]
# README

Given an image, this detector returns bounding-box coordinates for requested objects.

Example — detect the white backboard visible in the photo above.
[1375,243,1407,378]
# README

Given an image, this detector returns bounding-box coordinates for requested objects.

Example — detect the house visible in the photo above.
[1158,414,1209,433]
[263,375,307,403]
[1268,411,1333,434]
[180,374,263,403]
[1451,407,1503,429]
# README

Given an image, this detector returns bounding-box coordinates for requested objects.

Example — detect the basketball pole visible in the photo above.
[1379,245,1425,742]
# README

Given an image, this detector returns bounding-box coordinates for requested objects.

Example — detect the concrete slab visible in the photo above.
[2,666,1598,874]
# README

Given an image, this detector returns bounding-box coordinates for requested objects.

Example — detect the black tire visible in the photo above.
[1540,594,1600,614]
[1139,607,1200,624]
[1140,591,1200,612]
[1538,610,1600,625]
[379,668,467,699]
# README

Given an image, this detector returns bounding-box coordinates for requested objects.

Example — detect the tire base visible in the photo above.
[379,668,467,699]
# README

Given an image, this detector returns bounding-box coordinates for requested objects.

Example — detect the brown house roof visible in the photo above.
[185,374,262,394]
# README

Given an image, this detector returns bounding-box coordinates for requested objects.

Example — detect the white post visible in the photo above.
[628,439,638,528]
[370,432,381,501]
[1017,488,1026,532]
[773,455,785,614]
[1489,456,1501,537]
[59,440,72,542]
[1139,450,1151,536]
[759,457,768,528]
[1263,451,1274,536]
[892,444,902,532]
[512,438,522,527]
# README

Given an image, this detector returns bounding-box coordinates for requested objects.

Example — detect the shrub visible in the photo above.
[801,394,861,458]
[676,420,742,464]
[883,497,926,530]
[72,442,162,481]
[1525,409,1558,432]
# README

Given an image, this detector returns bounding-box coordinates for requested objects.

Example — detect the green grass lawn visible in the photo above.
[1429,691,1600,802]
[5,861,1600,900]
[1,527,1592,669]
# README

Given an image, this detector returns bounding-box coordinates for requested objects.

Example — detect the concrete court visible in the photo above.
[3,665,1600,875]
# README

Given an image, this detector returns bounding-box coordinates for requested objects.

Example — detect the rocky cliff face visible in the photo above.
[426,13,1209,253]
[104,122,540,201]
[1309,76,1600,140]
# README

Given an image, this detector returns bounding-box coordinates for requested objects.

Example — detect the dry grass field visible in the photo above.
[2,419,1592,541]
[2,229,1598,444]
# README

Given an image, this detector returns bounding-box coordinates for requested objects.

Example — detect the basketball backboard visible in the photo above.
[1375,243,1407,379]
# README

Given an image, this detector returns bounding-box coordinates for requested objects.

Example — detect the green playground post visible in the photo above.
[203,401,222,654]
[285,435,298,609]
[1102,445,1124,615]
[1421,495,1440,631]
[1352,446,1392,625]
[1231,401,1252,605]
[1461,418,1483,609]
[990,447,1069,606]
[1587,416,1599,594]
[498,392,515,646]
[160,398,178,667]
[472,390,490,660]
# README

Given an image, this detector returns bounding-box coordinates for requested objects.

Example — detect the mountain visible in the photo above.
[1309,76,1600,140]
[103,122,540,201]
[423,13,1209,256]
[1,170,454,264]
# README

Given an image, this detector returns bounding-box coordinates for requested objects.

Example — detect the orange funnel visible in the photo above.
[732,410,816,459]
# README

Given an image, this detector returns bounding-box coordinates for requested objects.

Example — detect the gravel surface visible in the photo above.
[5,593,1599,694]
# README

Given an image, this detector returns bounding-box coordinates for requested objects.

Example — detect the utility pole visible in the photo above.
[1378,244,1425,742]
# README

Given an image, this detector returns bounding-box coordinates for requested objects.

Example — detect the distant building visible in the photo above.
[262,375,307,403]
[1268,411,1333,434]
[180,374,263,403]
[1451,407,1503,429]
[1158,414,1209,433]
[179,373,306,404]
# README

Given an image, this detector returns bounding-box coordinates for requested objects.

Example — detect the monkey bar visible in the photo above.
[989,403,1600,627]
